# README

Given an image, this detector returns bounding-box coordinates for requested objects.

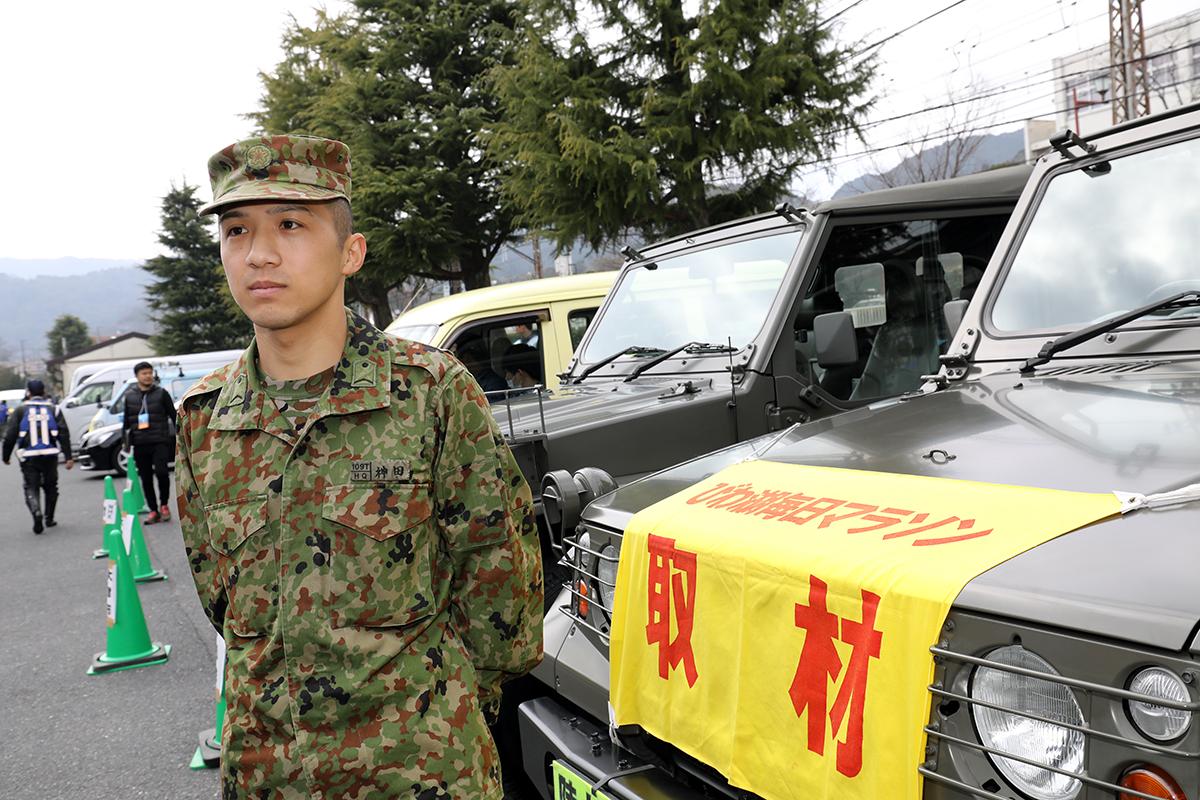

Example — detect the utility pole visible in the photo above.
[531,232,544,280]
[1108,0,1151,124]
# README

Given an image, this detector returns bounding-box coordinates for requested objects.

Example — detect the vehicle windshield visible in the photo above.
[991,134,1200,332]
[579,232,801,364]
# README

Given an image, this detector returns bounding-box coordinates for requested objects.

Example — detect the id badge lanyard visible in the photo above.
[137,395,150,430]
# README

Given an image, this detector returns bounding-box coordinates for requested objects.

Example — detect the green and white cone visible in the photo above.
[92,476,119,560]
[122,488,167,583]
[88,521,170,675]
[126,457,151,514]
[190,634,227,770]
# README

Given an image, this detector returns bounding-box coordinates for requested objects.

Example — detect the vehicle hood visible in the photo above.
[491,376,724,440]
[584,360,1200,650]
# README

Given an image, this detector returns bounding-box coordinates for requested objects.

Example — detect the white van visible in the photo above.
[60,348,243,449]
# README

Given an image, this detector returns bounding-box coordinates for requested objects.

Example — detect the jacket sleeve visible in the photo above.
[55,409,72,460]
[433,363,543,718]
[176,402,225,635]
[120,389,132,447]
[161,388,177,427]
[1,407,20,461]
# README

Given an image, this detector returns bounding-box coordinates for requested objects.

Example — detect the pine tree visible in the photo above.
[487,0,876,249]
[253,0,525,317]
[45,314,92,392]
[142,184,249,355]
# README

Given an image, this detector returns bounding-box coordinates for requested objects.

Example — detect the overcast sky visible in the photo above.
[1,0,1196,261]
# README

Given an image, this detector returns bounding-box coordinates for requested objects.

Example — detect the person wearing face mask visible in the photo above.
[502,342,542,391]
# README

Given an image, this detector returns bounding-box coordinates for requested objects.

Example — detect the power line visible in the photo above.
[830,30,1200,142]
[842,0,975,63]
[804,72,1198,174]
[816,0,870,29]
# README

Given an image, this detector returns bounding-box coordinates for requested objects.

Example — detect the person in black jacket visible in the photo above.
[2,380,74,533]
[121,362,176,524]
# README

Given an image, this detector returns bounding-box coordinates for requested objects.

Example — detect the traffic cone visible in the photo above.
[122,488,167,583]
[126,457,150,514]
[190,634,227,770]
[88,521,170,674]
[92,476,120,560]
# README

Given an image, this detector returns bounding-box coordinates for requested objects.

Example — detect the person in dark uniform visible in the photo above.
[120,362,176,524]
[2,380,73,533]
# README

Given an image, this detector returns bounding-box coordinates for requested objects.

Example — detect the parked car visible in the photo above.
[59,349,242,452]
[77,368,209,475]
[524,109,1200,798]
[385,271,618,392]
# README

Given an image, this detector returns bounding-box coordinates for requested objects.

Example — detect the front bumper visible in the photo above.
[518,696,710,800]
[79,442,118,471]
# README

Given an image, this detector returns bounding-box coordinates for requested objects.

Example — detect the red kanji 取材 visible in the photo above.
[645,534,699,687]
[789,578,884,777]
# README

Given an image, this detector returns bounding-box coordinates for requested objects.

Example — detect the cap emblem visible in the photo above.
[245,145,274,171]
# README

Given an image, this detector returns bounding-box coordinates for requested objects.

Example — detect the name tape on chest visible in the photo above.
[350,460,413,483]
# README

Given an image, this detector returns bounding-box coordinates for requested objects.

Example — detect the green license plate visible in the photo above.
[552,759,613,800]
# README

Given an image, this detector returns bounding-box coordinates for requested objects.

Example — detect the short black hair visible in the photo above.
[503,342,542,382]
[330,198,353,245]
[133,362,154,374]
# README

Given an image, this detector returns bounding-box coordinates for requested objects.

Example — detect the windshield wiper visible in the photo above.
[1021,290,1200,372]
[571,346,665,383]
[624,341,737,383]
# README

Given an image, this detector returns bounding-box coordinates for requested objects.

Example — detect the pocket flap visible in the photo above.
[322,484,433,541]
[206,497,269,554]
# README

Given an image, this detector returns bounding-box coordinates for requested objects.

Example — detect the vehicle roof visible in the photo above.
[390,271,619,328]
[814,164,1034,215]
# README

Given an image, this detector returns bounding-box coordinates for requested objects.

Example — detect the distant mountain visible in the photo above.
[0,267,155,361]
[832,130,1025,199]
[0,257,141,278]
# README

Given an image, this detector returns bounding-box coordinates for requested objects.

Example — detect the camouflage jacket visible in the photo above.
[177,311,542,799]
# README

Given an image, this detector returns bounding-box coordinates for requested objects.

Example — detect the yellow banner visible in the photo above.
[609,460,1120,800]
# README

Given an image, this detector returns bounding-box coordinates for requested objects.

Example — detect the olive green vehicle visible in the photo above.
[520,107,1200,799]
[494,168,1030,602]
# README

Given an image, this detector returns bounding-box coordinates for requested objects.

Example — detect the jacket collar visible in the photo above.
[210,309,392,432]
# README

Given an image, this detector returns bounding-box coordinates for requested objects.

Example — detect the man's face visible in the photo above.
[135,368,155,388]
[217,201,365,331]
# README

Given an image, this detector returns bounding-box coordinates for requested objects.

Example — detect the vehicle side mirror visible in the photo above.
[96,398,104,407]
[814,312,858,367]
[944,299,969,338]
[63,398,77,408]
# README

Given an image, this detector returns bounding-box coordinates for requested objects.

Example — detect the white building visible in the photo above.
[1054,9,1200,138]
[52,332,155,392]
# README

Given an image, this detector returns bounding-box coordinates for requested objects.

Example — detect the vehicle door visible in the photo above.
[548,296,606,384]
[769,208,1012,426]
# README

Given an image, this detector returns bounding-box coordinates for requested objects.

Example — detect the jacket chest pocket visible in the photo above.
[322,483,436,630]
[206,497,274,638]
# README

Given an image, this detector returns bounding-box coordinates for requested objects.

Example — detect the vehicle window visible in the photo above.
[992,134,1200,332]
[389,323,440,345]
[75,381,114,405]
[580,233,800,362]
[567,307,599,351]
[449,317,544,396]
[795,215,1009,402]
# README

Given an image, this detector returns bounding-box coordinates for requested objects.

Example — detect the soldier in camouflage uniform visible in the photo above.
[178,135,543,799]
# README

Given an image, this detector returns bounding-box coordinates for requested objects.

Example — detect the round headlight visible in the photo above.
[1127,667,1191,742]
[597,542,619,613]
[970,645,1085,800]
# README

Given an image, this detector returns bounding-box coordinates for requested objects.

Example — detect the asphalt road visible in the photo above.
[0,460,220,799]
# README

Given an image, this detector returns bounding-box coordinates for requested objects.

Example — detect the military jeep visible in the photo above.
[493,168,1029,599]
[521,106,1200,799]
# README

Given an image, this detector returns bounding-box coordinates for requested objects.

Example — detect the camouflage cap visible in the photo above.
[199,135,351,216]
